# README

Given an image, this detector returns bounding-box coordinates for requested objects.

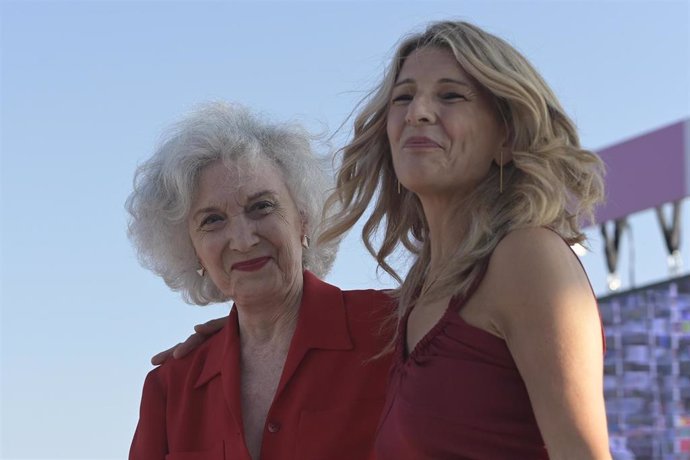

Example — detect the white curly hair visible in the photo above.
[126,102,339,305]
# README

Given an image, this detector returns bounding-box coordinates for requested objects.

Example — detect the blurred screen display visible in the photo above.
[600,274,690,459]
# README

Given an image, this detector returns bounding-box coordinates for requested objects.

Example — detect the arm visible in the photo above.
[129,370,168,460]
[489,228,610,459]
[151,317,226,365]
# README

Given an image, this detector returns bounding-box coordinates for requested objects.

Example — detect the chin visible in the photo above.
[400,175,438,194]
[232,271,290,301]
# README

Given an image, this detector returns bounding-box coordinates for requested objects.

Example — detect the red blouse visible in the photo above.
[375,273,550,460]
[130,271,394,460]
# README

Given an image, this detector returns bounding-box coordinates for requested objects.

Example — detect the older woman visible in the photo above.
[161,21,611,458]
[126,103,393,460]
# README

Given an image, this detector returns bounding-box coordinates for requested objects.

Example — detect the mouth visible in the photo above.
[231,257,271,272]
[403,136,442,149]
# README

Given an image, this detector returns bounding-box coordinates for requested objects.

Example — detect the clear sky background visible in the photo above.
[1,1,689,458]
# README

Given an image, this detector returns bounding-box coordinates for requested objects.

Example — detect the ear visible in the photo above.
[494,123,514,166]
[495,143,513,166]
[492,101,514,166]
[299,210,308,236]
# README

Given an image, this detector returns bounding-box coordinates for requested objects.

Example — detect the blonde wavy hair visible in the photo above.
[319,20,605,331]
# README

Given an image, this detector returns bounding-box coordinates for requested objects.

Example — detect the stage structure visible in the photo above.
[591,119,690,459]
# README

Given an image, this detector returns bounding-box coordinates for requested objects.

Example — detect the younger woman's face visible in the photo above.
[386,47,505,202]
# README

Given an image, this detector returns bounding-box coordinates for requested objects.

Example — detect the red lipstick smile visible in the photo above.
[232,257,271,272]
[403,136,441,149]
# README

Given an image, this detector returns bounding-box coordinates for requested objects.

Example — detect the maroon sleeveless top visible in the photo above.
[375,267,549,460]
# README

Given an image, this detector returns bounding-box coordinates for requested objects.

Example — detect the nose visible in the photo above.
[227,216,260,252]
[405,96,436,125]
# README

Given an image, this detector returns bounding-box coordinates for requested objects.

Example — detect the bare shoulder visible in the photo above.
[486,227,597,338]
[490,227,592,296]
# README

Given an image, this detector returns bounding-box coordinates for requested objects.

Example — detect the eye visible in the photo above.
[391,93,413,104]
[247,200,275,218]
[200,214,224,228]
[440,92,467,101]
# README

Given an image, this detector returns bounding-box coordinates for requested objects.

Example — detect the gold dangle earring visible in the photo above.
[397,180,401,194]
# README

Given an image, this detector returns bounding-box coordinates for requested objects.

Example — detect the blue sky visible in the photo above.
[1,1,689,458]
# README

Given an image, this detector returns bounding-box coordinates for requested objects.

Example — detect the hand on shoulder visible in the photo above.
[150,317,227,366]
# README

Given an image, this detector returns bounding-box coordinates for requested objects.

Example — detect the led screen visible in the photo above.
[599,274,690,459]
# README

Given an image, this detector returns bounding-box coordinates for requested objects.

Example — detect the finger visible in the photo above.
[172,333,205,359]
[151,345,179,366]
[193,317,226,335]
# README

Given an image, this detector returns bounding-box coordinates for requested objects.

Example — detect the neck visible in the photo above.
[235,287,302,350]
[418,193,469,277]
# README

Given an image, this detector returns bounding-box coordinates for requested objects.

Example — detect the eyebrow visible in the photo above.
[245,190,278,203]
[191,189,279,221]
[393,78,473,88]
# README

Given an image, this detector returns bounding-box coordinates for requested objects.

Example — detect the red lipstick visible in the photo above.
[232,257,271,272]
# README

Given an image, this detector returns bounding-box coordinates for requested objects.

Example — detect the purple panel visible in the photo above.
[593,120,689,224]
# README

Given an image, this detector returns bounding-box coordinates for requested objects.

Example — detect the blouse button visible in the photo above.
[267,421,281,433]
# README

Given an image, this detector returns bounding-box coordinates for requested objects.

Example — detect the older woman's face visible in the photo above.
[386,47,505,201]
[188,159,305,305]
